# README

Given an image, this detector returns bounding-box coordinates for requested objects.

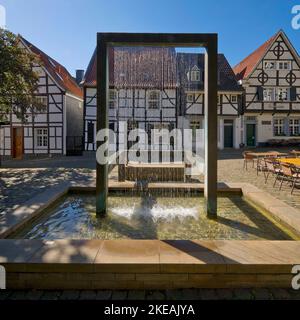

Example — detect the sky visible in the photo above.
[0,0,300,76]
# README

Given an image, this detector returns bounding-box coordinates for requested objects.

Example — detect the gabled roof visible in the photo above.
[83,47,177,88]
[177,53,241,91]
[20,36,82,98]
[233,30,300,81]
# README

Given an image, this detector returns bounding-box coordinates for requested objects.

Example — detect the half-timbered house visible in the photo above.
[177,53,243,149]
[0,36,83,159]
[82,47,177,152]
[234,30,300,147]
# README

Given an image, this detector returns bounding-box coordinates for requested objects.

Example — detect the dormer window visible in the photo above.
[189,65,201,82]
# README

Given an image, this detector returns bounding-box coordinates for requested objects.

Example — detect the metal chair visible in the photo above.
[243,151,255,170]
[264,158,283,185]
[278,163,300,194]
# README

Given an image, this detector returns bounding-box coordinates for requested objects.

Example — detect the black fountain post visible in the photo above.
[204,37,218,219]
[96,33,218,218]
[96,34,109,216]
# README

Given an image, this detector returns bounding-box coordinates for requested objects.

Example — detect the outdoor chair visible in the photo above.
[256,157,268,175]
[243,151,255,170]
[264,158,283,185]
[278,163,300,194]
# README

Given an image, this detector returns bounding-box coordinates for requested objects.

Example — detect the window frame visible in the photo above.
[263,88,275,101]
[186,93,195,103]
[277,61,291,71]
[35,127,48,149]
[35,96,48,107]
[273,118,285,137]
[276,87,289,102]
[108,89,117,109]
[289,118,300,136]
[147,90,161,109]
[264,61,276,70]
[231,95,237,103]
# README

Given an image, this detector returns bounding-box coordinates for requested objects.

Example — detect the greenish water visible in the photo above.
[15,195,291,240]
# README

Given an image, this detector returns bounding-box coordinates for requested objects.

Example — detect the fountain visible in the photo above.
[95,33,218,219]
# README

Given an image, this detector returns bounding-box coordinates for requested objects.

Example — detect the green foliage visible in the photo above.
[0,28,45,123]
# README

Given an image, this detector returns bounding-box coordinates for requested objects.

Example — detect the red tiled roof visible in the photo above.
[233,32,278,81]
[20,36,83,99]
[83,47,177,88]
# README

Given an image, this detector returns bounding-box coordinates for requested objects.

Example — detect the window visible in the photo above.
[264,61,276,70]
[35,128,48,148]
[273,119,285,136]
[148,91,160,109]
[35,96,47,107]
[187,93,194,103]
[127,120,138,131]
[109,90,117,108]
[231,95,237,103]
[191,70,201,82]
[289,119,300,136]
[277,61,291,70]
[276,88,289,101]
[263,88,275,101]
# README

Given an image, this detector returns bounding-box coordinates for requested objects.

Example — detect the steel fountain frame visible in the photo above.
[96,32,218,218]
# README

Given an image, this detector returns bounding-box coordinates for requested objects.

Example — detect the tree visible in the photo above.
[0,29,44,164]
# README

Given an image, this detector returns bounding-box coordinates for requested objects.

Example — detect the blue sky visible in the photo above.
[1,0,300,76]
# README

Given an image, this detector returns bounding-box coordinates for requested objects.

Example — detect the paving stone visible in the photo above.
[127,290,146,300]
[199,289,219,300]
[216,289,234,300]
[251,288,272,300]
[9,290,28,300]
[111,290,128,300]
[40,291,62,300]
[233,288,254,300]
[146,290,166,300]
[0,290,13,300]
[287,289,300,300]
[95,290,112,300]
[60,290,80,300]
[79,290,97,300]
[180,289,202,300]
[270,288,291,300]
[165,289,184,300]
[26,290,44,300]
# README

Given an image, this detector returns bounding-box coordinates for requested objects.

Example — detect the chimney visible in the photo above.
[75,69,84,85]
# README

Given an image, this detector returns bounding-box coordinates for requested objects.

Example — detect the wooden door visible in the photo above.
[224,123,233,148]
[12,127,23,159]
[246,124,256,147]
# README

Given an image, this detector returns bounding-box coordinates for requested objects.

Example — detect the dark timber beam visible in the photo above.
[205,37,218,218]
[96,36,108,216]
[96,33,218,217]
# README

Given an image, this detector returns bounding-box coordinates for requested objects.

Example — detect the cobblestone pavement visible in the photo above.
[0,167,95,215]
[0,288,300,300]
